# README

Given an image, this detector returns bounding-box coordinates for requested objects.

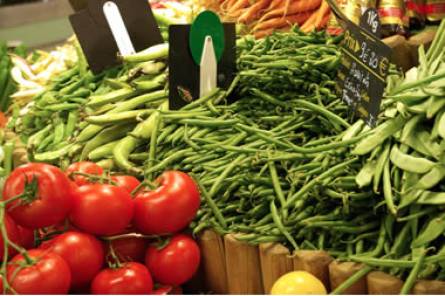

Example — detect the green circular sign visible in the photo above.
[189,10,225,65]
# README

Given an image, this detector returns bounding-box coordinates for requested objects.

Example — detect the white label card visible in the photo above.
[103,1,136,56]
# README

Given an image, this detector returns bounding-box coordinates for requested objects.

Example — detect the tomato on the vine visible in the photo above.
[2,163,73,229]
[91,262,153,294]
[70,184,134,236]
[145,234,200,286]
[7,249,71,294]
[133,171,200,235]
[111,175,141,194]
[107,236,147,263]
[40,231,104,288]
[66,161,103,187]
[0,214,20,260]
[16,225,34,249]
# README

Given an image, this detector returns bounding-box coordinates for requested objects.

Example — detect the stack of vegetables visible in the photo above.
[201,0,331,38]
[10,43,169,170]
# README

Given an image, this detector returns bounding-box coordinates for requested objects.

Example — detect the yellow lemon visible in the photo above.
[270,271,327,295]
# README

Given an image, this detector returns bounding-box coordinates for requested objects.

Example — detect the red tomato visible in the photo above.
[0,214,20,260]
[91,262,153,294]
[153,285,183,295]
[107,236,147,263]
[70,184,134,236]
[145,234,200,286]
[111,175,141,194]
[2,163,73,229]
[0,275,3,293]
[7,249,71,294]
[16,225,34,249]
[41,231,104,288]
[66,161,104,187]
[133,171,200,234]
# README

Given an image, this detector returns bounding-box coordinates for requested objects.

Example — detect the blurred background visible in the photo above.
[0,0,74,49]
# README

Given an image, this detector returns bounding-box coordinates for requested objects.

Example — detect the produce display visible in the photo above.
[1,0,445,294]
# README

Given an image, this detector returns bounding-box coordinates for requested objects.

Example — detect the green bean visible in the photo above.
[353,115,407,155]
[400,248,427,294]
[208,155,246,199]
[122,43,169,63]
[44,103,79,111]
[87,88,139,107]
[194,176,227,229]
[88,140,120,160]
[331,265,372,295]
[34,143,77,162]
[270,201,298,250]
[86,109,155,125]
[383,160,397,216]
[64,111,78,139]
[286,157,358,208]
[147,111,161,177]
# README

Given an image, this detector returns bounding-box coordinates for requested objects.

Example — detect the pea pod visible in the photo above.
[80,123,135,160]
[87,88,139,107]
[353,115,407,155]
[411,214,445,247]
[390,145,435,174]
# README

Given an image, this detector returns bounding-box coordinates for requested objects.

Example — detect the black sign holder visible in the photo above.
[69,0,163,74]
[168,24,236,110]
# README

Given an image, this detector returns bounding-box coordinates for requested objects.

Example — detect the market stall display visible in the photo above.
[1,0,445,294]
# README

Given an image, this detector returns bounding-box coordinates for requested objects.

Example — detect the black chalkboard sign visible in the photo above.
[330,3,392,127]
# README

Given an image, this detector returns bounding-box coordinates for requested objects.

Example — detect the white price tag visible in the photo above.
[103,1,136,56]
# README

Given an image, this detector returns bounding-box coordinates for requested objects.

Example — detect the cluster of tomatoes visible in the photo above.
[0,161,201,294]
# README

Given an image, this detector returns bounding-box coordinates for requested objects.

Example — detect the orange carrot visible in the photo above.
[221,0,238,11]
[238,0,272,23]
[314,0,330,28]
[317,11,330,30]
[254,28,275,39]
[227,0,250,15]
[301,1,330,32]
[253,10,313,31]
[261,0,322,21]
[267,0,284,10]
[300,11,318,32]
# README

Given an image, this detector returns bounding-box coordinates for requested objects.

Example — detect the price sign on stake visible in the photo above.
[326,0,392,127]
[168,11,236,110]
[70,0,163,73]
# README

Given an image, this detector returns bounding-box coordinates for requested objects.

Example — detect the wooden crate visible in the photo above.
[197,229,445,295]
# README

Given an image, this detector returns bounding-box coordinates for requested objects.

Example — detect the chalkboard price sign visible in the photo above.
[335,13,391,127]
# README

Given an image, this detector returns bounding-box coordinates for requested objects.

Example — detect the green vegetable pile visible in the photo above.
[10,43,169,169]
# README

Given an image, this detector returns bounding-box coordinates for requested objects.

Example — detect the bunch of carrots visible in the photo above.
[209,0,331,38]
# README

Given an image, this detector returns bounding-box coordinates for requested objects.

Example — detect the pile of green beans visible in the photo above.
[132,30,386,257]
[129,27,445,290]
[339,19,445,291]
[10,43,169,170]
